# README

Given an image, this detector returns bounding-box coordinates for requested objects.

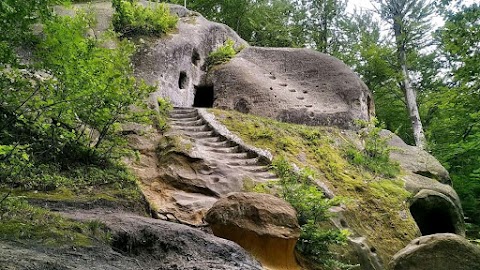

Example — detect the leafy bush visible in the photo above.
[36,11,153,157]
[0,10,151,194]
[346,118,400,178]
[112,0,178,36]
[0,0,63,64]
[206,39,243,69]
[272,158,350,267]
[156,97,173,133]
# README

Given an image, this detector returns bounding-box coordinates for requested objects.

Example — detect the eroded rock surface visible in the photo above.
[206,192,301,270]
[389,233,480,270]
[212,47,374,129]
[126,108,278,226]
[132,3,247,108]
[384,130,450,184]
[0,212,262,270]
[383,130,465,236]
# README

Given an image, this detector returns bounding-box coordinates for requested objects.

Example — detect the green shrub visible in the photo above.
[156,97,173,133]
[346,118,400,178]
[112,0,178,36]
[272,158,350,267]
[206,39,243,69]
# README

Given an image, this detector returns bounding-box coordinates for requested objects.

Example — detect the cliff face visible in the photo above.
[128,3,466,269]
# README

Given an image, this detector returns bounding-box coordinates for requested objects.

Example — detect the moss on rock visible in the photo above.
[211,109,419,264]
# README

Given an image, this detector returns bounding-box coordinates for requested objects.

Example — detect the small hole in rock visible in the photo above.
[191,49,200,66]
[178,71,188,89]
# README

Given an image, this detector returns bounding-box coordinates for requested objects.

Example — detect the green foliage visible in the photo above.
[272,158,349,267]
[424,4,480,233]
[112,0,178,36]
[2,160,139,193]
[206,39,242,69]
[156,97,173,132]
[0,0,63,64]
[0,145,31,182]
[169,0,299,47]
[346,118,400,178]
[0,196,110,246]
[35,11,153,157]
[0,9,149,213]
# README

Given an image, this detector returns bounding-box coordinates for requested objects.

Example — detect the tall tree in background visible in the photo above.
[298,0,348,54]
[372,0,435,149]
[169,0,296,47]
[425,3,480,232]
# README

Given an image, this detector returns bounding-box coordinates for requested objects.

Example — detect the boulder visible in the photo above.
[384,130,451,184]
[212,47,374,129]
[382,130,466,237]
[206,192,301,270]
[389,233,480,270]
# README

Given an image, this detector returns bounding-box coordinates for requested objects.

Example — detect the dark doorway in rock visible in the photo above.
[410,200,456,235]
[191,49,200,66]
[193,85,214,108]
[179,71,188,89]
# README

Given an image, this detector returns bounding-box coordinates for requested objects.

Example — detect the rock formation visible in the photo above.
[0,212,262,270]
[385,130,465,236]
[132,4,372,130]
[389,233,480,270]
[132,2,247,110]
[205,192,301,270]
[212,47,374,129]
[59,2,472,270]
[127,107,278,226]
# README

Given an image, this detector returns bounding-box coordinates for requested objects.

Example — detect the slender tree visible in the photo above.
[371,0,435,149]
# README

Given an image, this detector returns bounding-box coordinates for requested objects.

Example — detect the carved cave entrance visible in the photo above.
[410,198,457,236]
[193,85,214,108]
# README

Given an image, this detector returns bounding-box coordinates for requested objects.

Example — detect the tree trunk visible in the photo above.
[394,19,427,149]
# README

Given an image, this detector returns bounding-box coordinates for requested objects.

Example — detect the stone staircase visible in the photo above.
[169,107,278,183]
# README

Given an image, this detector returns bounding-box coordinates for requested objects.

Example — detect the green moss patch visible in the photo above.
[0,196,110,247]
[211,109,418,262]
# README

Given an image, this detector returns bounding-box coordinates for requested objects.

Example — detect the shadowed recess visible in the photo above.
[179,71,188,89]
[193,85,214,108]
[410,197,456,235]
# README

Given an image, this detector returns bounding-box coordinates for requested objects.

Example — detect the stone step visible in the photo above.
[241,165,271,173]
[227,158,260,166]
[215,152,250,159]
[257,177,280,182]
[171,119,205,127]
[197,137,226,144]
[199,140,231,148]
[207,146,240,154]
[173,125,210,132]
[170,116,203,123]
[254,172,278,180]
[169,111,199,119]
[172,107,197,113]
[183,130,216,138]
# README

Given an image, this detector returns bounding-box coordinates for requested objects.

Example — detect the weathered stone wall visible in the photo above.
[133,3,247,109]
[212,47,374,129]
